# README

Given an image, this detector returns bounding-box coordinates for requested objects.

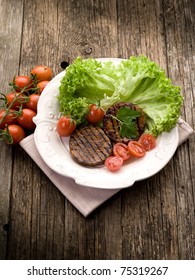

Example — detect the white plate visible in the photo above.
[33,58,179,189]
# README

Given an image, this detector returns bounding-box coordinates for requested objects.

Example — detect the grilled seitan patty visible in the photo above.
[69,125,113,167]
[103,102,146,144]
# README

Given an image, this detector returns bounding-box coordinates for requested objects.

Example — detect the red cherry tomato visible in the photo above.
[0,109,17,129]
[5,124,25,144]
[87,104,104,124]
[57,116,76,137]
[26,94,40,112]
[17,108,36,130]
[128,141,146,158]
[31,65,52,82]
[14,76,33,92]
[138,133,156,151]
[105,156,124,172]
[37,80,49,94]
[113,143,131,161]
[6,91,27,110]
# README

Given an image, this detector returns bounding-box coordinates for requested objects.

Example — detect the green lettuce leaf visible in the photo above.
[101,56,183,136]
[59,57,116,100]
[58,96,90,124]
[58,57,117,124]
[58,55,183,135]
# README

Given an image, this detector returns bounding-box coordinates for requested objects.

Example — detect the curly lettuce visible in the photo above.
[101,56,183,136]
[58,55,183,136]
[59,57,116,100]
[58,57,117,124]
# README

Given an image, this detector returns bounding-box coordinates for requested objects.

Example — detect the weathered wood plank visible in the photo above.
[6,0,65,259]
[116,0,195,260]
[117,0,171,260]
[162,0,195,259]
[58,0,120,260]
[0,0,24,260]
[0,0,194,260]
[6,0,119,260]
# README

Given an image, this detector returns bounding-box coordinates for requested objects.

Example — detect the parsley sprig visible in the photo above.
[110,107,141,139]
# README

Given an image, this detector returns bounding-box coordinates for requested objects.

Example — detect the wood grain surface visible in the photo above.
[0,0,194,260]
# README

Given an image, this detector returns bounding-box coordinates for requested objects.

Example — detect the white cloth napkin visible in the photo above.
[20,118,194,217]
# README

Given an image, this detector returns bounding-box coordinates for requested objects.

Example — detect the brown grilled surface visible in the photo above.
[103,102,146,144]
[69,125,113,166]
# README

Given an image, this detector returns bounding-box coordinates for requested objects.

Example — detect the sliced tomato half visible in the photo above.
[105,156,124,172]
[138,133,156,151]
[128,141,145,158]
[113,143,131,161]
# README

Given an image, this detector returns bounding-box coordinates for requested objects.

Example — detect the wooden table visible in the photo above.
[0,0,194,260]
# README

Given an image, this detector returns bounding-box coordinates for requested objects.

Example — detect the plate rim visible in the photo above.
[33,57,179,189]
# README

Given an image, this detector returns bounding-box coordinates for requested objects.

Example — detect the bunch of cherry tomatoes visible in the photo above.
[0,65,52,144]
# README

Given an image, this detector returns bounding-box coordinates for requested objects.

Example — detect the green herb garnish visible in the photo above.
[116,107,141,139]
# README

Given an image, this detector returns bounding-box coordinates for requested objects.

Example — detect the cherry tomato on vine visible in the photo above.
[17,108,36,130]
[14,76,33,92]
[5,124,25,145]
[87,104,105,124]
[105,156,124,172]
[57,116,76,137]
[31,65,52,82]
[128,141,146,158]
[26,94,40,112]
[6,91,27,110]
[0,109,17,129]
[37,80,49,94]
[138,133,156,151]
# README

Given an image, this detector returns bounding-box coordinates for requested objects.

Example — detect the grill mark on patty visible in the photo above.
[70,130,99,165]
[85,126,113,159]
[70,133,93,164]
[79,127,106,161]
[104,110,121,143]
[69,125,113,166]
